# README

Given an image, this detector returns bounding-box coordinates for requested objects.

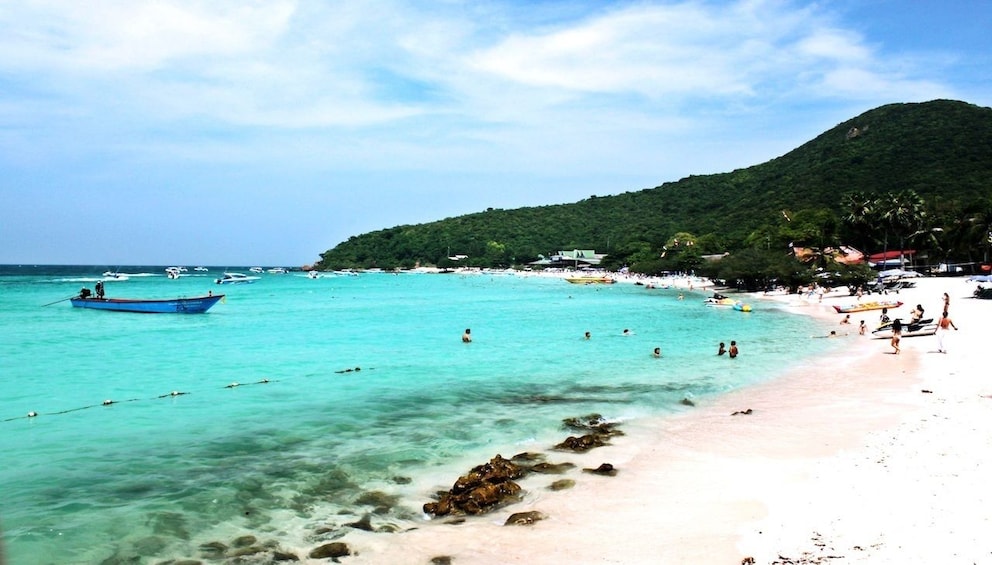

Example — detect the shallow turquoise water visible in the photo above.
[0,266,834,563]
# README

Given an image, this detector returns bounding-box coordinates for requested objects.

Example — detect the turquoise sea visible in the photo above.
[0,265,836,564]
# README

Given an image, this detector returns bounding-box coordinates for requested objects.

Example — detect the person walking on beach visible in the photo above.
[936,311,958,353]
[859,320,867,336]
[728,340,738,358]
[890,319,902,354]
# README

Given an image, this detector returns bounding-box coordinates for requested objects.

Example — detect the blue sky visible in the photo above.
[1,0,989,266]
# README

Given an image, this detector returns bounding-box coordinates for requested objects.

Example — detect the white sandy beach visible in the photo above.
[328,275,990,565]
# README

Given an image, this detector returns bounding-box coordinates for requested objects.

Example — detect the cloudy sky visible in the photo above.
[1,0,989,266]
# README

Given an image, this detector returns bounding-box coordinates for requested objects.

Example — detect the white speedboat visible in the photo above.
[102,271,129,281]
[308,270,320,279]
[165,267,182,279]
[267,267,288,274]
[215,272,260,285]
[249,267,264,274]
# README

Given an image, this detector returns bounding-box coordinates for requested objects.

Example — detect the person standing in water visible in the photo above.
[462,328,472,343]
[729,341,739,358]
[718,342,726,355]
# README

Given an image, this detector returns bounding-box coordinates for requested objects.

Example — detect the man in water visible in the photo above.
[729,341,739,358]
[718,342,726,355]
[462,328,472,343]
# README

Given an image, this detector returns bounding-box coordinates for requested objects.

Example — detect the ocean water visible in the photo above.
[0,265,836,563]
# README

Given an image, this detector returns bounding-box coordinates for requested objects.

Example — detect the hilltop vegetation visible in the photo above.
[316,100,992,277]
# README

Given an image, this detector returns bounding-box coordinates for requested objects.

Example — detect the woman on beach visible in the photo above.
[890,319,902,354]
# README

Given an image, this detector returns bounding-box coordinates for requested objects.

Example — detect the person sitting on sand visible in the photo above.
[462,328,472,343]
[729,340,738,358]
[910,304,925,323]
[718,342,726,355]
[879,308,891,325]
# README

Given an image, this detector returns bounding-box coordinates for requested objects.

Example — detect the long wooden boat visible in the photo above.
[832,300,902,313]
[565,276,615,284]
[70,294,224,314]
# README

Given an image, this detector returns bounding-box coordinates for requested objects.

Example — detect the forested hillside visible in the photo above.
[316,100,992,272]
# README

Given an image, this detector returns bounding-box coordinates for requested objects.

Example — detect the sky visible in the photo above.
[1,0,989,267]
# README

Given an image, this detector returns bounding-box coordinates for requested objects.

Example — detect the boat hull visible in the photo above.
[833,300,902,313]
[565,277,615,284]
[70,295,224,314]
[871,323,937,339]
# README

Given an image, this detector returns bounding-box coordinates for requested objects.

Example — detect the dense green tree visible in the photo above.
[316,100,992,276]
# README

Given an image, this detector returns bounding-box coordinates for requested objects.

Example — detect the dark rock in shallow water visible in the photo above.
[562,413,607,430]
[423,454,525,517]
[272,550,300,561]
[548,479,575,491]
[430,557,453,565]
[529,461,576,474]
[680,397,696,406]
[504,510,547,526]
[583,463,618,476]
[510,451,546,464]
[554,433,608,452]
[231,535,258,548]
[392,475,412,484]
[354,490,400,509]
[308,542,351,559]
[228,545,266,558]
[345,513,374,531]
[198,541,227,557]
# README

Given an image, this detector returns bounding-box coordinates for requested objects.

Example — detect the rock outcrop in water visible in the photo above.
[423,454,525,516]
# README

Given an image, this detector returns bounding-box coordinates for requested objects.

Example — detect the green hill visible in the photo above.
[316,99,992,272]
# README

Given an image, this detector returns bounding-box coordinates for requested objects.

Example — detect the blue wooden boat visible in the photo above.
[70,294,224,314]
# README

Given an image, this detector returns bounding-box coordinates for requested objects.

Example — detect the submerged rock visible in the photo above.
[504,510,547,526]
[547,478,575,491]
[529,461,576,474]
[583,463,618,476]
[308,542,351,559]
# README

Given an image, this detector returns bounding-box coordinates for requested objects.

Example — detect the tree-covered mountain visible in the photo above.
[316,99,992,272]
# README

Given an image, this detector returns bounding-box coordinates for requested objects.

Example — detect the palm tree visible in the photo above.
[882,190,926,269]
[842,191,878,253]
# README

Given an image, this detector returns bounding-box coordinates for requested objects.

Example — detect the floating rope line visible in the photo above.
[0,376,293,423]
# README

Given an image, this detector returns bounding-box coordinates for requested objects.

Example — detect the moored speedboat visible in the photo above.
[70,294,224,314]
[215,272,260,285]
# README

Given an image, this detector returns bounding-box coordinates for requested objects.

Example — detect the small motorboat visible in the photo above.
[70,294,224,314]
[215,273,260,285]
